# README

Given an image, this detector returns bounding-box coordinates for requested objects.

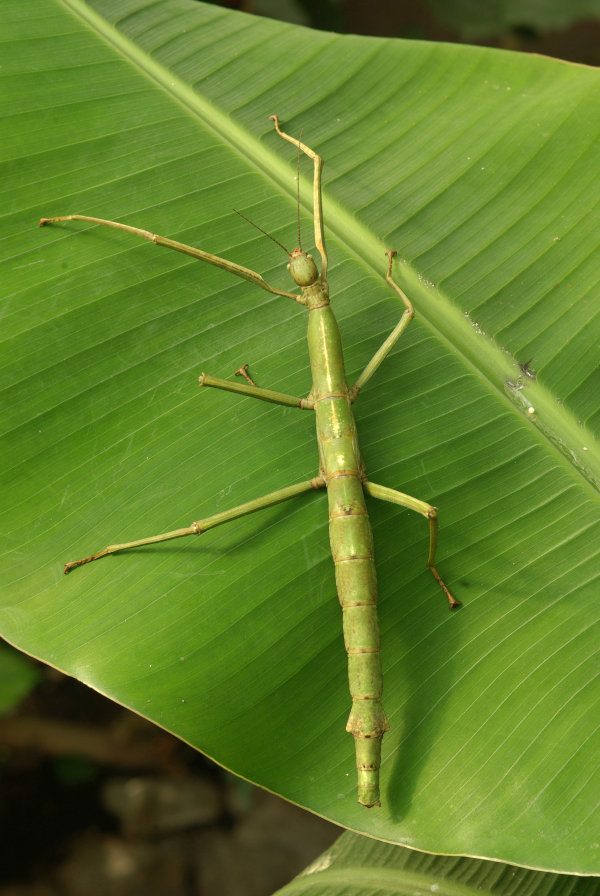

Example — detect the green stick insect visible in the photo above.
[41,116,460,808]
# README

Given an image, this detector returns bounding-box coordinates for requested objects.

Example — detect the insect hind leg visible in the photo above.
[363,480,460,609]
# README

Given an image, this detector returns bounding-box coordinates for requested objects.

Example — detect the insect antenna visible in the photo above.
[233,208,291,257]
[296,128,303,250]
[234,127,305,257]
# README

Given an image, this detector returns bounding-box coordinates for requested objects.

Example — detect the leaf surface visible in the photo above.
[2,0,599,872]
[275,831,600,895]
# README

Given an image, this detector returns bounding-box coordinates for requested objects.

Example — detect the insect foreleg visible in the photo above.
[349,251,414,401]
[270,115,328,284]
[363,481,460,610]
[40,215,303,303]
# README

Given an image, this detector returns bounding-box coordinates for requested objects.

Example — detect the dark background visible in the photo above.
[208,0,600,65]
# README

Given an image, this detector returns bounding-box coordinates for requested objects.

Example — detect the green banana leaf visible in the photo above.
[2,0,599,874]
[274,830,600,896]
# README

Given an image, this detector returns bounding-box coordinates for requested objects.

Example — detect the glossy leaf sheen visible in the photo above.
[275,831,600,895]
[2,0,599,873]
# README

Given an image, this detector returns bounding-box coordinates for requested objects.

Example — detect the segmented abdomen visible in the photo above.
[308,303,388,807]
[328,468,389,807]
[316,392,389,808]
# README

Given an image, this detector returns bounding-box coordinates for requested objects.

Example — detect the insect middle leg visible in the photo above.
[199,372,314,410]
[363,480,460,609]
[349,251,414,402]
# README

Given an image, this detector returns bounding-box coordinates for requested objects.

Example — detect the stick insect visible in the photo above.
[40,116,460,808]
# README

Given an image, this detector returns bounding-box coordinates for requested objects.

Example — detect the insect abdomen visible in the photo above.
[308,304,388,807]
[328,474,389,808]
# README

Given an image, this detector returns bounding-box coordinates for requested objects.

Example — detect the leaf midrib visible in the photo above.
[53,0,600,499]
